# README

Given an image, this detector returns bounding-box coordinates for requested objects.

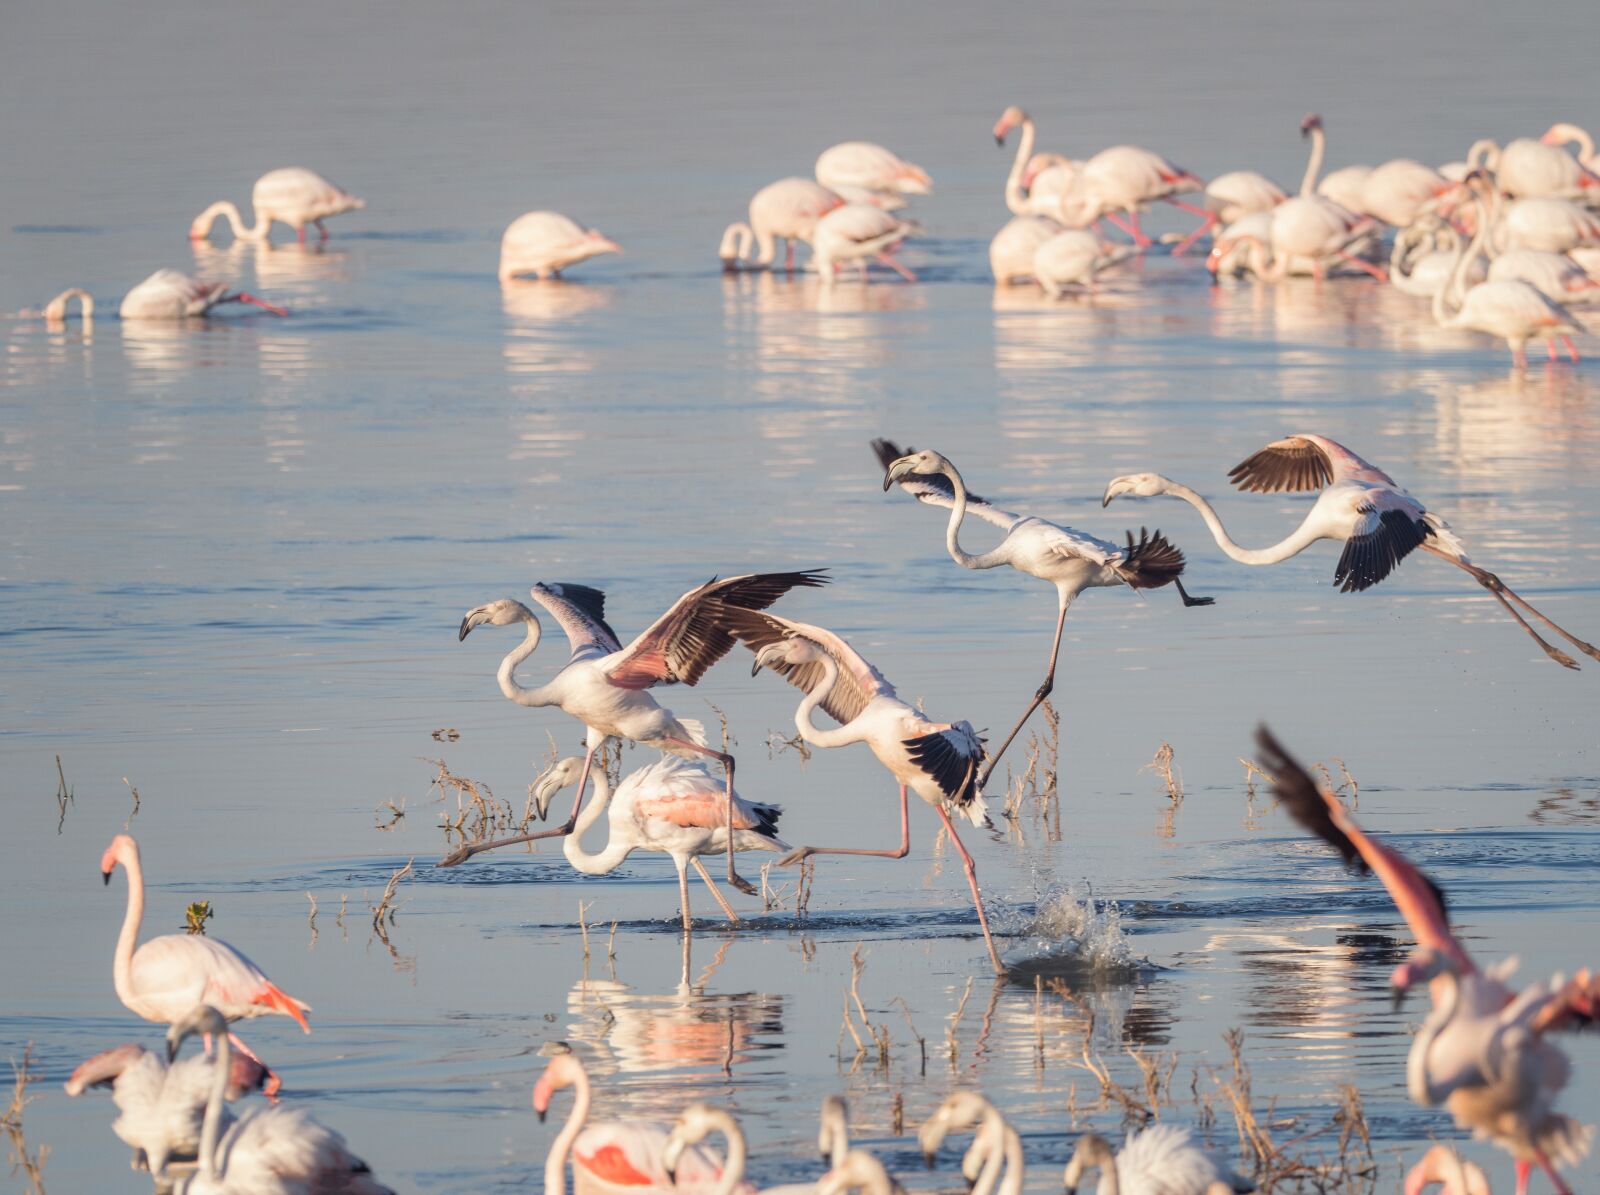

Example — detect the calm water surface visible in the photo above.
[3,3,1598,1191]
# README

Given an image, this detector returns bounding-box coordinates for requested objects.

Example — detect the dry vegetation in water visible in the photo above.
[3,1046,47,1195]
[1000,698,1061,843]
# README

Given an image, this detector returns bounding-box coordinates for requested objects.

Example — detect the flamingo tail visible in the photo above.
[257,981,312,1032]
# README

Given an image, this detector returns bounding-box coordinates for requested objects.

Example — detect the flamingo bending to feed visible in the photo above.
[101,835,309,1097]
[717,605,1003,974]
[119,270,287,320]
[1390,219,1484,298]
[1208,194,1386,282]
[663,1101,850,1195]
[1054,145,1207,250]
[720,178,844,272]
[166,1005,391,1194]
[189,168,363,244]
[533,754,787,929]
[535,1050,728,1195]
[876,439,1212,788]
[993,107,1080,219]
[1062,1128,1251,1195]
[1540,123,1600,174]
[990,215,1064,284]
[65,1042,265,1179]
[1033,230,1135,297]
[1258,729,1600,1195]
[817,1151,901,1195]
[1405,1146,1492,1195]
[811,205,919,284]
[38,288,95,321]
[448,571,827,892]
[500,212,622,281]
[1170,169,1287,256]
[1471,137,1600,201]
[1103,434,1600,668]
[815,142,931,200]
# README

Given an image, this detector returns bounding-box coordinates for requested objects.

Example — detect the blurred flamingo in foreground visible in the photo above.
[664,1100,852,1195]
[720,178,844,272]
[500,212,622,281]
[1406,1146,1492,1195]
[119,269,288,319]
[1540,123,1600,173]
[189,167,364,244]
[1062,1127,1251,1195]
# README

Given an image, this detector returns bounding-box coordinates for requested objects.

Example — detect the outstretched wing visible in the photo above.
[1333,494,1431,593]
[529,582,623,662]
[604,571,829,690]
[1229,434,1398,493]
[1255,726,1472,973]
[904,721,985,821]
[715,606,894,725]
[872,438,1022,530]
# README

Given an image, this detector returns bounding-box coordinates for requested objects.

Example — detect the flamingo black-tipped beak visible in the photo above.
[882,469,895,491]
[536,1108,547,1124]
[666,1167,678,1184]
[102,870,112,886]
[993,134,1004,147]
[923,1153,937,1170]
[458,617,472,641]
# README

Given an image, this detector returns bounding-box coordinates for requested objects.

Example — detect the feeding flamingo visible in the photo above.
[1539,123,1600,174]
[1205,199,1385,282]
[1102,433,1600,668]
[1487,249,1600,302]
[500,212,622,281]
[719,179,845,272]
[815,142,931,200]
[38,288,95,322]
[532,753,787,929]
[817,1152,900,1195]
[448,571,826,892]
[1258,728,1600,1195]
[1054,145,1207,249]
[1358,158,1452,227]
[1498,197,1600,255]
[662,1100,851,1195]
[189,168,364,244]
[1062,1128,1251,1195]
[875,439,1212,787]
[1170,169,1287,256]
[100,834,309,1097]
[1033,230,1135,297]
[1405,1146,1492,1195]
[1390,219,1485,298]
[919,1090,1022,1195]
[166,1005,391,1194]
[990,215,1064,284]
[810,204,919,283]
[993,107,1081,218]
[118,270,288,320]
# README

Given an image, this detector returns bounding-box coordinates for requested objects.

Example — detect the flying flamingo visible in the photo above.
[448,571,826,892]
[1298,114,1372,212]
[535,1050,729,1195]
[1540,123,1600,173]
[814,142,932,200]
[875,439,1212,788]
[1033,230,1135,297]
[116,270,288,320]
[166,1005,392,1194]
[1054,145,1208,249]
[720,178,845,272]
[1470,137,1600,201]
[65,1042,265,1179]
[663,1101,850,1195]
[818,1152,900,1195]
[1257,728,1600,1195]
[101,834,310,1097]
[532,754,788,929]
[500,212,622,281]
[993,107,1081,218]
[1406,1146,1492,1195]
[990,215,1064,284]
[810,204,919,284]
[718,606,1001,973]
[189,168,364,244]
[1062,1128,1251,1195]
[1170,169,1287,256]
[1101,434,1600,668]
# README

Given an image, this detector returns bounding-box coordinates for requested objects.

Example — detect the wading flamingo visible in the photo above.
[876,439,1212,787]
[119,270,287,320]
[39,288,94,321]
[811,204,920,283]
[716,605,1002,973]
[1054,146,1207,249]
[535,1050,728,1195]
[663,1101,850,1195]
[1472,138,1600,201]
[815,142,931,200]
[993,107,1079,218]
[1298,114,1371,212]
[817,1151,900,1195]
[1405,1146,1492,1195]
[1390,220,1485,298]
[1539,123,1600,174]
[189,168,364,244]
[1062,1128,1250,1195]
[1358,158,1452,227]
[1170,169,1287,256]
[532,753,787,929]
[990,215,1064,284]
[448,571,827,892]
[1033,230,1135,297]
[1258,728,1600,1195]
[500,212,622,281]
[1498,197,1600,255]
[101,835,309,1097]
[1103,434,1600,669]
[1487,250,1600,303]
[720,179,844,272]
[166,1005,391,1194]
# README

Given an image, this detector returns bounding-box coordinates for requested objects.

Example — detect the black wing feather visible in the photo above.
[1333,509,1431,593]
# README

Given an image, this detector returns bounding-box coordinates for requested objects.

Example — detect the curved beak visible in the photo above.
[883,455,918,491]
[102,869,113,886]
[536,1107,547,1124]
[458,616,472,641]
[1101,481,1118,508]
[532,772,564,820]
[165,1030,181,1064]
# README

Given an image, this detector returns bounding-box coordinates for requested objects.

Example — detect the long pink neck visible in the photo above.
[195,200,269,240]
[546,1070,591,1195]
[112,847,145,1010]
[795,652,861,749]
[1300,126,1326,197]
[1003,116,1038,216]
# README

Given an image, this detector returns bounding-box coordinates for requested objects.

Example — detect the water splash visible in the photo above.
[1004,881,1148,978]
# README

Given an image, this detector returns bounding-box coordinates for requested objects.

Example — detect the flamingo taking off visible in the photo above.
[876,439,1212,788]
[1055,145,1207,249]
[101,834,310,1097]
[1258,728,1600,1195]
[500,212,622,281]
[1062,1128,1251,1195]
[189,167,364,244]
[116,269,288,320]
[447,570,827,893]
[720,178,844,272]
[810,204,919,284]
[1102,434,1600,668]
[815,141,931,200]
[533,754,788,929]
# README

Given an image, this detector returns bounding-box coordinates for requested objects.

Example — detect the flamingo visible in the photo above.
[990,215,1064,284]
[1033,230,1135,297]
[1054,146,1207,250]
[918,1091,1022,1195]
[1206,212,1322,279]
[101,835,310,1097]
[1170,169,1287,256]
[1390,219,1485,298]
[662,1101,849,1195]
[810,204,919,284]
[166,1005,391,1194]
[1257,728,1600,1195]
[500,212,622,281]
[1297,113,1373,214]
[1498,197,1600,255]
[717,605,1002,973]
[1471,137,1600,201]
[1102,434,1600,669]
[1358,158,1452,227]
[1205,198,1386,282]
[119,270,288,320]
[815,142,931,200]
[38,288,94,322]
[1405,1146,1492,1195]
[65,1042,265,1180]
[189,168,364,244]
[817,1151,900,1195]
[535,1050,728,1195]
[1487,249,1600,302]
[719,179,844,273]
[993,107,1080,218]
[1061,1128,1251,1195]
[448,571,827,892]
[1539,123,1600,174]
[532,753,788,929]
[875,439,1212,788]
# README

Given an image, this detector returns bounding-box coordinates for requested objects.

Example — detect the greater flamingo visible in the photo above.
[1487,249,1600,302]
[119,270,288,320]
[101,835,310,1096]
[1033,230,1135,297]
[876,439,1212,787]
[663,1102,848,1195]
[1102,434,1600,668]
[993,107,1079,218]
[1405,1146,1492,1195]
[1471,137,1600,201]
[918,1090,1021,1195]
[500,212,622,281]
[1170,169,1287,256]
[1390,219,1485,298]
[1497,197,1600,255]
[1298,114,1371,213]
[1358,158,1452,227]
[814,142,931,199]
[990,215,1064,284]
[720,179,844,272]
[720,606,999,972]
[1054,146,1207,249]
[1258,728,1600,1195]
[533,753,788,929]
[189,168,364,244]
[1205,199,1385,282]
[448,571,826,892]
[1062,1129,1250,1195]
[1539,123,1600,174]
[39,288,94,321]
[810,204,919,284]
[166,1005,391,1194]
[817,1151,899,1195]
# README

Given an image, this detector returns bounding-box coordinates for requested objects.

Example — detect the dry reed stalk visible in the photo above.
[371,859,413,929]
[945,976,974,1066]
[890,996,927,1075]
[1142,742,1183,802]
[123,776,140,820]
[54,756,72,835]
[305,893,319,949]
[3,1045,47,1195]
[374,799,407,831]
[577,901,592,960]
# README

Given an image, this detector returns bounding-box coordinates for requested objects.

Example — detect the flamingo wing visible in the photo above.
[1229,434,1398,492]
[1334,492,1431,593]
[904,721,985,813]
[575,1122,725,1189]
[716,607,894,724]
[130,935,311,1029]
[604,571,829,691]
[872,438,1022,530]
[620,756,780,834]
[529,582,623,661]
[1256,727,1471,973]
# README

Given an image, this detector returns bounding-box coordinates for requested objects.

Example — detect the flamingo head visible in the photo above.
[1300,113,1323,138]
[751,636,818,676]
[663,1104,719,1182]
[64,1044,148,1096]
[532,757,583,820]
[917,1089,990,1166]
[458,598,536,641]
[993,106,1026,146]
[882,448,949,491]
[532,1048,581,1122]
[1062,1133,1115,1195]
[1101,473,1172,506]
[166,1004,227,1063]
[818,1095,848,1162]
[584,230,622,256]
[1389,947,1458,1010]
[100,834,137,885]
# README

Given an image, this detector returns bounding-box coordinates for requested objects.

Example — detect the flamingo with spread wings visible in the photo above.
[1258,728,1600,1195]
[449,571,827,892]
[1103,434,1600,669]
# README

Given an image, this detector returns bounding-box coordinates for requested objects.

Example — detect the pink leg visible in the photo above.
[1104,212,1138,240]
[435,742,600,865]
[296,226,307,245]
[935,806,1004,975]
[1126,210,1152,250]
[662,736,752,894]
[316,218,329,242]
[1547,338,1560,362]
[785,241,795,272]
[778,784,910,865]
[1170,213,1217,257]
[1514,1161,1531,1195]
[226,293,290,317]
[1561,334,1579,363]
[1512,343,1528,368]
[690,857,741,923]
[1423,542,1599,665]
[978,602,1068,790]
[1334,250,1388,282]
[225,1032,281,1100]
[1533,1149,1573,1195]
[876,252,917,282]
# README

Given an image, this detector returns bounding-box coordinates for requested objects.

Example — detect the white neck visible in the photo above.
[1155,478,1325,565]
[1467,139,1500,171]
[196,1026,232,1178]
[44,288,94,321]
[499,615,561,708]
[1433,192,1491,324]
[546,1068,591,1195]
[703,1109,748,1195]
[562,768,631,875]
[1003,115,1038,216]
[1300,125,1326,197]
[194,200,268,241]
[111,848,145,1012]
[1231,234,1278,280]
[938,460,1007,570]
[794,652,863,749]
[1407,972,1459,1106]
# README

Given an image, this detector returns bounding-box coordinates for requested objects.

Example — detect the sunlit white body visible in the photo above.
[993,106,1078,218]
[1055,145,1205,248]
[189,167,363,243]
[500,212,621,281]
[1540,123,1600,174]
[119,270,287,320]
[1487,249,1600,302]
[810,204,918,283]
[1063,1126,1250,1195]
[1170,169,1287,255]
[1359,158,1450,226]
[1498,198,1600,254]
[720,178,844,271]
[1475,136,1600,201]
[989,215,1063,283]
[815,141,931,199]
[1032,230,1133,296]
